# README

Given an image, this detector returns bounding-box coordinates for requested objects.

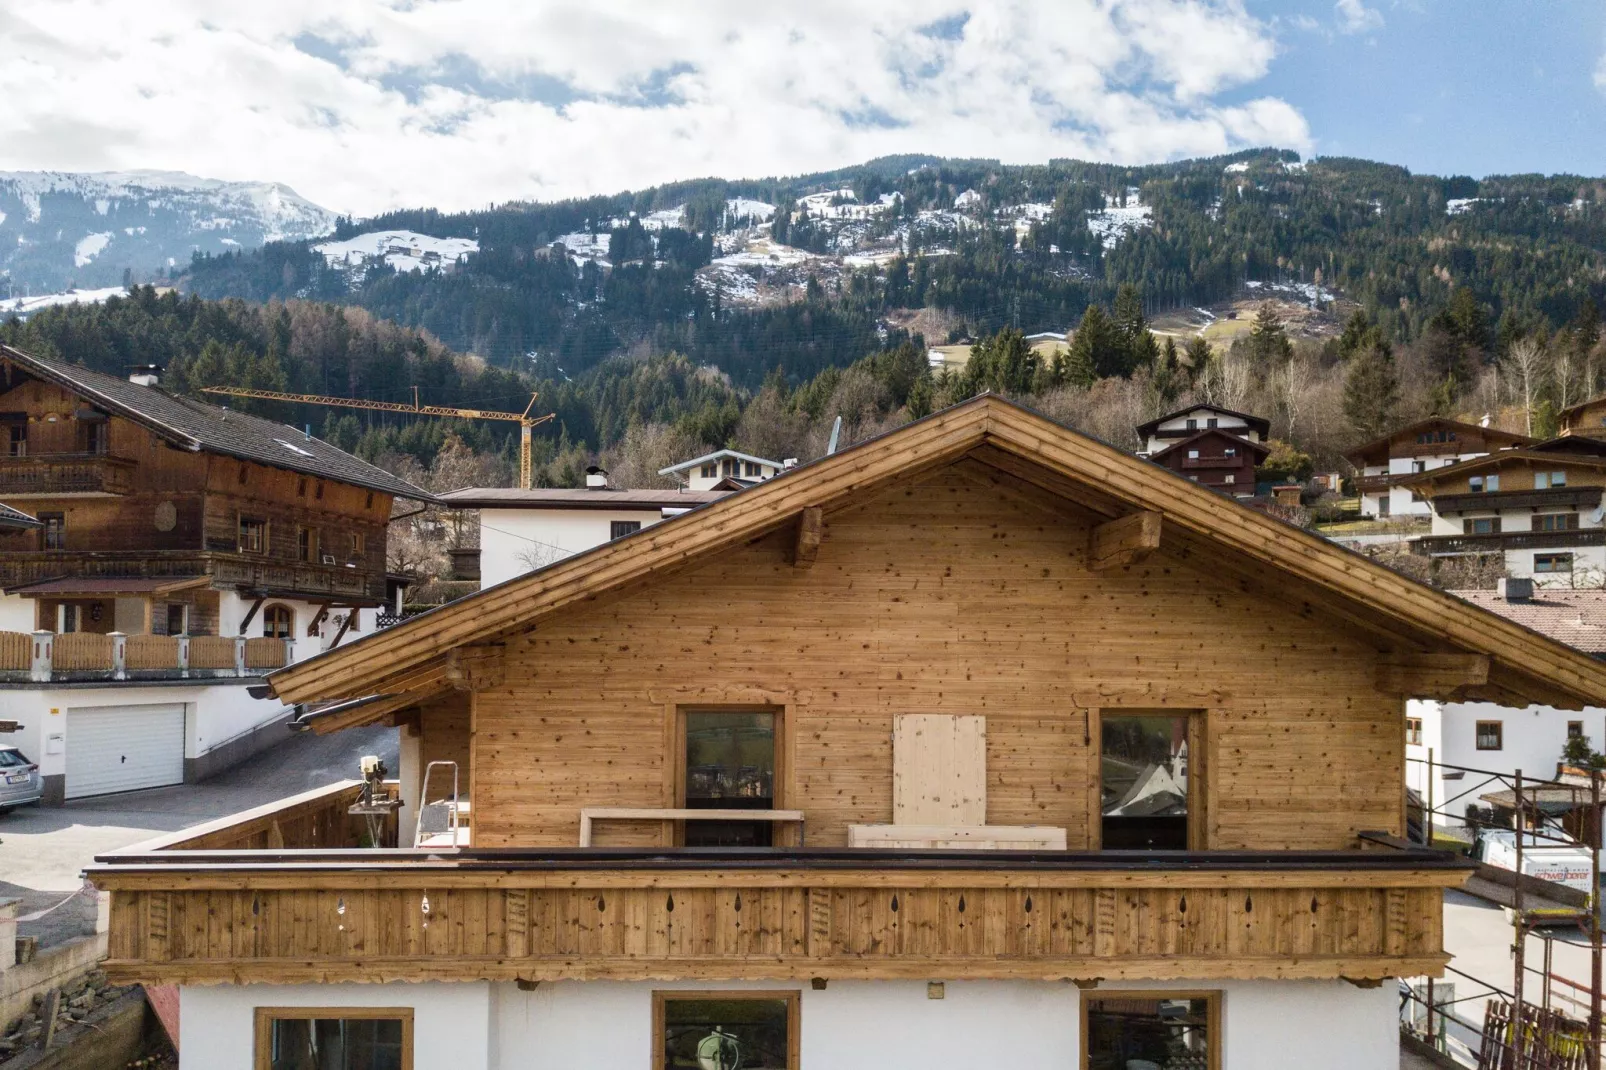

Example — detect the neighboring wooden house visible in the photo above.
[0,344,432,802]
[1401,436,1606,584]
[1146,427,1269,499]
[89,395,1606,1070]
[1135,404,1269,457]
[1344,418,1531,519]
[1557,393,1606,439]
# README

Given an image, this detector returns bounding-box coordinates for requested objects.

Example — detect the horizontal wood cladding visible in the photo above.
[97,865,1452,984]
[474,470,1405,851]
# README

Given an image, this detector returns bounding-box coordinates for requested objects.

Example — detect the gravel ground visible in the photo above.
[0,724,397,948]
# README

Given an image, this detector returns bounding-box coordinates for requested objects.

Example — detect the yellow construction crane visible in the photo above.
[200,386,553,488]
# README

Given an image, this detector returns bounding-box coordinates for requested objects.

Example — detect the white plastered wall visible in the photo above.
[477,507,666,589]
[178,977,1395,1070]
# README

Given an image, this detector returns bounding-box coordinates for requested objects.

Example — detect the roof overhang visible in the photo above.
[265,395,1606,722]
[6,575,210,597]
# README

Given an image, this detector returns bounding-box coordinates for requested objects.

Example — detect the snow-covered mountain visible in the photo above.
[0,170,337,294]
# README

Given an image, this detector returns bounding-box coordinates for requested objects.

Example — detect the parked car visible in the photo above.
[0,744,41,812]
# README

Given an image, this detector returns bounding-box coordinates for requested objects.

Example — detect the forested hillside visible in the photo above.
[179,150,1606,389]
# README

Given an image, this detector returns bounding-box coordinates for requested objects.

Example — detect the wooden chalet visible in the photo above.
[1343,417,1531,519]
[1559,393,1606,439]
[0,344,431,639]
[1145,427,1268,499]
[88,395,1606,1070]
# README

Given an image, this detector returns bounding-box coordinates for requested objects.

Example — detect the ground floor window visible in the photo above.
[255,1008,411,1070]
[654,991,798,1070]
[1535,552,1574,574]
[1407,717,1423,746]
[1085,992,1219,1070]
[1476,720,1504,751]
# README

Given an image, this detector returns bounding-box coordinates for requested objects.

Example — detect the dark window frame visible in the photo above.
[652,991,800,1070]
[239,516,268,555]
[1535,553,1574,574]
[1092,709,1206,851]
[672,705,786,848]
[253,1006,413,1070]
[1082,991,1221,1070]
[1476,721,1504,751]
[38,512,65,550]
[610,520,643,540]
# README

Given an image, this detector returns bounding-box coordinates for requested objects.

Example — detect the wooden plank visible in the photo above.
[1088,511,1162,571]
[445,645,505,692]
[847,824,1067,849]
[1375,653,1491,697]
[792,507,823,568]
[892,714,986,826]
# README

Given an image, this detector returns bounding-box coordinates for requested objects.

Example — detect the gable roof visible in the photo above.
[1148,427,1272,463]
[659,449,784,476]
[438,487,727,510]
[1343,418,1531,466]
[0,345,434,502]
[265,394,1606,716]
[1398,448,1606,491]
[1558,394,1606,422]
[0,502,39,529]
[1135,404,1271,440]
[1454,590,1606,656]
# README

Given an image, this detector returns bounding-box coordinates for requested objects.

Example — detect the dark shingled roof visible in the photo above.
[438,487,727,510]
[0,345,434,502]
[1454,590,1606,656]
[0,502,39,529]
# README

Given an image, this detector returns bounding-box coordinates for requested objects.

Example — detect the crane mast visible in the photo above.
[199,386,551,489]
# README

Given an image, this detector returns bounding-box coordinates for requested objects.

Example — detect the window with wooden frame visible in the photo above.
[3,417,25,457]
[254,1006,412,1070]
[262,604,293,639]
[347,531,366,558]
[239,516,268,554]
[610,520,642,540]
[1083,992,1219,1070]
[1406,717,1423,746]
[1536,553,1574,574]
[1476,721,1504,751]
[654,991,798,1070]
[38,512,64,550]
[81,417,107,455]
[1569,721,1584,740]
[673,707,783,847]
[299,526,318,564]
[1090,710,1207,850]
[1532,513,1579,533]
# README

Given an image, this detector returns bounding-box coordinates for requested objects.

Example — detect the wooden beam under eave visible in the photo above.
[1088,511,1162,571]
[445,645,505,692]
[793,507,823,568]
[1376,653,1491,699]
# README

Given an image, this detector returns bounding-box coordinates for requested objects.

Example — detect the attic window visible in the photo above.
[1535,471,1567,489]
[238,465,249,485]
[297,478,307,498]
[275,438,314,458]
[315,481,325,500]
[365,491,374,509]
[700,463,717,479]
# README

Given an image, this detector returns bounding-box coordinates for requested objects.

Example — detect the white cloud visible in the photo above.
[1595,48,1606,93]
[0,1,1312,216]
[1335,0,1384,35]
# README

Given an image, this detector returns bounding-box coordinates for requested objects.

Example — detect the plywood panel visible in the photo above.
[893,714,987,826]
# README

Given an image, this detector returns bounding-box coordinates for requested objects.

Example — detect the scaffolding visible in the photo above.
[1403,753,1603,1070]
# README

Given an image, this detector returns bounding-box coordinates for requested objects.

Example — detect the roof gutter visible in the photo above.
[285,693,397,732]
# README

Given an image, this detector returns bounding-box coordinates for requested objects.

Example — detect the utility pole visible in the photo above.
[1592,767,1602,1070]
[1514,768,1527,1070]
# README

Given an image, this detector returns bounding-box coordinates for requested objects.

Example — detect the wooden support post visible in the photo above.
[1376,653,1490,697]
[792,507,823,569]
[237,597,266,637]
[1088,511,1161,571]
[445,645,505,691]
[330,609,355,649]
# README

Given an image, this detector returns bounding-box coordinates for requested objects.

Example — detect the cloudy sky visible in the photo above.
[2,0,1603,215]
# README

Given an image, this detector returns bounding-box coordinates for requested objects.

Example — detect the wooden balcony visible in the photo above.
[1354,473,1415,493]
[1412,530,1606,556]
[88,789,1469,986]
[0,453,136,496]
[1178,455,1244,469]
[1431,487,1603,513]
[0,630,289,681]
[0,550,385,601]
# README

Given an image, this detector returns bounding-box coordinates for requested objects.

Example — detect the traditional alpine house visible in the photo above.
[89,395,1606,1070]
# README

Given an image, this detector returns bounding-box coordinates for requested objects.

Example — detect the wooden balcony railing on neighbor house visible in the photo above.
[87,794,1471,987]
[1412,530,1606,556]
[0,630,289,682]
[0,550,384,601]
[0,453,137,496]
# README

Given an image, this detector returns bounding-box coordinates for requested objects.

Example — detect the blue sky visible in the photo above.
[1243,0,1606,177]
[1,1,1603,213]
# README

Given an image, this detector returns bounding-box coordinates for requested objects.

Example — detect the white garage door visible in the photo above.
[66,703,186,799]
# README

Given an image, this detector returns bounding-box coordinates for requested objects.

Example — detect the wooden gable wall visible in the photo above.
[471,467,1404,851]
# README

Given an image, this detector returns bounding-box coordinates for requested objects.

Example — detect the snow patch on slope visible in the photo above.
[74,232,112,267]
[313,230,478,274]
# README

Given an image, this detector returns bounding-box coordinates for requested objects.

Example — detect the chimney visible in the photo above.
[584,465,610,490]
[128,364,162,387]
[1498,577,1533,603]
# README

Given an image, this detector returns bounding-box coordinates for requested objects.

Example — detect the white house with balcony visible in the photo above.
[1344,417,1531,519]
[659,449,789,491]
[1403,438,1606,583]
[1134,404,1269,458]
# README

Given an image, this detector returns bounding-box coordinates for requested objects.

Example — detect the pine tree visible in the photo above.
[1069,304,1123,379]
[1343,345,1400,440]
[1248,303,1293,366]
[1181,335,1212,378]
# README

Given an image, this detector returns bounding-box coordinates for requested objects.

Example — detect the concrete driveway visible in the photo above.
[0,724,397,948]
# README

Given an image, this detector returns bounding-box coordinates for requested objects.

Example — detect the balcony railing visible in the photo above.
[87,792,1471,987]
[0,630,289,681]
[1355,473,1417,493]
[0,550,385,600]
[0,453,136,496]
[1179,455,1244,469]
[1412,529,1606,556]
[1431,487,1603,513]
